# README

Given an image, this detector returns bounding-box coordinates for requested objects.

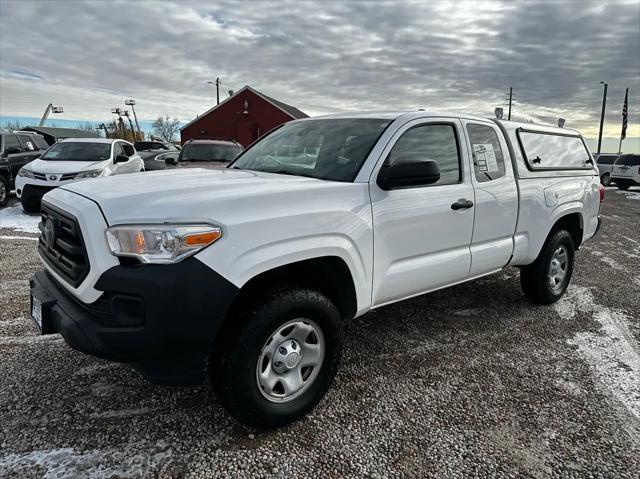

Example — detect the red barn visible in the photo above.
[180,85,308,147]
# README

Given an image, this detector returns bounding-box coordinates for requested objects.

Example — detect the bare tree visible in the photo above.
[151,116,180,142]
[3,120,25,131]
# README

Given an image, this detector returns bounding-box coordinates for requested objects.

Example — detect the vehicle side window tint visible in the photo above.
[112,143,124,158]
[466,123,506,182]
[32,135,49,150]
[18,135,37,151]
[386,124,460,186]
[3,135,22,153]
[122,143,135,156]
[518,131,591,169]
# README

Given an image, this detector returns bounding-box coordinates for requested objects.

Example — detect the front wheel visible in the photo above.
[211,288,343,429]
[520,230,575,305]
[600,173,611,186]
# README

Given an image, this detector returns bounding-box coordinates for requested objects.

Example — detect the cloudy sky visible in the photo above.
[1,0,638,147]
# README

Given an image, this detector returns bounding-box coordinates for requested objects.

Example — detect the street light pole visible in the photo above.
[207,78,221,105]
[597,81,608,154]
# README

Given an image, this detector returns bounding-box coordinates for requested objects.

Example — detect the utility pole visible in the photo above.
[125,99,142,136]
[207,78,221,105]
[507,87,513,120]
[597,81,608,154]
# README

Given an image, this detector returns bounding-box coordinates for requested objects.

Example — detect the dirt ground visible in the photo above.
[0,188,638,478]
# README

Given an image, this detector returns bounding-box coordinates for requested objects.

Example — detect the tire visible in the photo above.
[520,229,575,305]
[0,176,9,207]
[211,288,343,429]
[616,182,630,190]
[21,197,40,213]
[600,173,611,186]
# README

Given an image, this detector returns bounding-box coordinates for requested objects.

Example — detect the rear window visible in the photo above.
[614,154,640,166]
[181,143,242,162]
[135,141,166,151]
[517,130,592,170]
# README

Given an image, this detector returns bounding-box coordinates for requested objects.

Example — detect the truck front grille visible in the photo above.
[38,203,90,288]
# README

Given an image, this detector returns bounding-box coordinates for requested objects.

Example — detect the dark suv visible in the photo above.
[164,139,243,170]
[0,131,49,207]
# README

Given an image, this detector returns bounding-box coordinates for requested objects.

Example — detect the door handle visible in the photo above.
[451,198,474,210]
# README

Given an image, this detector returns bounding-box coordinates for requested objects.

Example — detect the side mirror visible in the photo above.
[377,159,441,190]
[114,154,129,163]
[5,146,22,155]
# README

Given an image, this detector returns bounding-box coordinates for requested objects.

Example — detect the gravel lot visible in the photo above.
[0,188,639,478]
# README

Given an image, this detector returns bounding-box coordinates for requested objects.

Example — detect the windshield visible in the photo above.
[181,144,242,162]
[615,154,640,166]
[231,119,392,181]
[40,142,111,162]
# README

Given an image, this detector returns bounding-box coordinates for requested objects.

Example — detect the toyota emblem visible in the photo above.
[48,174,58,182]
[43,218,56,248]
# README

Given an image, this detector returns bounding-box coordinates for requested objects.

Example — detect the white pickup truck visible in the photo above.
[29,112,603,428]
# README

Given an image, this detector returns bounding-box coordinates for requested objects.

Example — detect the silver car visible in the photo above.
[594,153,619,186]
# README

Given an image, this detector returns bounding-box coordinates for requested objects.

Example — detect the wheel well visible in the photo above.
[551,213,583,250]
[229,257,358,321]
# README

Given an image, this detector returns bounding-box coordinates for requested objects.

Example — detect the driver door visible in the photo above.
[370,118,475,306]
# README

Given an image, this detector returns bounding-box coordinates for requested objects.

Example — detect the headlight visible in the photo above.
[18,168,35,179]
[75,169,103,179]
[105,225,222,264]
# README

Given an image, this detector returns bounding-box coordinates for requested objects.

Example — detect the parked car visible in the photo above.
[594,153,619,186]
[141,150,181,171]
[611,154,640,190]
[0,131,49,207]
[29,112,602,428]
[16,138,144,212]
[134,141,181,171]
[164,139,243,169]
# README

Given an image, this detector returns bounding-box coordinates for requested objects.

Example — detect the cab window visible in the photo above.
[466,123,506,182]
[122,143,135,156]
[385,123,460,186]
[3,135,22,153]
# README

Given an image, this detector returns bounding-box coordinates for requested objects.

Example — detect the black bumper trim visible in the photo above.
[21,184,56,204]
[30,258,239,384]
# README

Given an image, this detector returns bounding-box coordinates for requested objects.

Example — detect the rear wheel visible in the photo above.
[520,229,575,305]
[616,181,630,190]
[0,176,9,207]
[211,288,343,429]
[600,173,611,186]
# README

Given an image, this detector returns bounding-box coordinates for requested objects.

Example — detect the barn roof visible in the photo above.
[180,85,308,131]
[22,126,99,139]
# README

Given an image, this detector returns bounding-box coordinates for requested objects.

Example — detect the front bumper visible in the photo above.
[30,257,239,385]
[19,183,56,203]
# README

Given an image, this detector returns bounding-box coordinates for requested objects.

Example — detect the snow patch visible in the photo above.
[0,234,39,241]
[452,308,484,316]
[558,287,640,428]
[0,445,172,479]
[616,190,640,201]
[90,407,154,419]
[0,205,40,233]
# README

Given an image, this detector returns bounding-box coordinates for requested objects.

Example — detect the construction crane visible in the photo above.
[39,104,63,126]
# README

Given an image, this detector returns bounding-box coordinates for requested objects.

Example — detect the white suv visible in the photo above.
[611,154,640,190]
[16,138,143,212]
[28,112,602,428]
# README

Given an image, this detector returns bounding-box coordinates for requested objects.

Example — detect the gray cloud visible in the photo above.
[0,0,638,140]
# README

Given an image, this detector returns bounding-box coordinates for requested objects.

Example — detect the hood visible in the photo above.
[60,168,341,225]
[25,158,107,174]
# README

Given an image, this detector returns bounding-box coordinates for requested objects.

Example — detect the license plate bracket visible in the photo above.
[29,279,56,335]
